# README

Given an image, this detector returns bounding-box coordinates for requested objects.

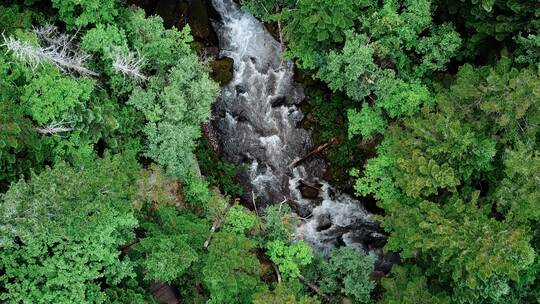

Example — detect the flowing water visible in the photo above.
[210,0,390,264]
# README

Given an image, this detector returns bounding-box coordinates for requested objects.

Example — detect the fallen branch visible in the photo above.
[278,198,288,213]
[289,137,339,168]
[299,274,331,301]
[272,263,282,283]
[120,238,140,254]
[252,191,259,216]
[275,3,285,67]
[203,201,236,249]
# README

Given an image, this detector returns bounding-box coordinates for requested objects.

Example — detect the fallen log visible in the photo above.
[203,200,236,249]
[298,179,322,192]
[289,136,339,168]
[299,274,331,302]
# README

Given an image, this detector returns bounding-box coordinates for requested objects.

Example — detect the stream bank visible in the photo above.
[133,0,396,272]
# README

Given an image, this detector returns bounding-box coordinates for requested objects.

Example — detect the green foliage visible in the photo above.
[440,0,540,47]
[414,24,462,76]
[196,137,244,197]
[134,206,208,282]
[283,0,365,68]
[306,92,364,188]
[120,8,193,72]
[4,0,540,302]
[136,234,198,282]
[515,32,540,69]
[222,205,259,235]
[317,33,378,101]
[304,247,376,304]
[52,0,119,28]
[202,231,265,304]
[260,204,299,242]
[374,76,433,118]
[241,0,297,21]
[492,142,540,223]
[253,283,321,304]
[382,265,451,304]
[267,240,313,279]
[440,59,540,144]
[355,60,540,302]
[347,104,387,139]
[384,196,534,295]
[273,0,461,145]
[0,153,142,303]
[0,4,43,34]
[21,66,95,125]
[0,110,42,185]
[129,56,218,179]
[82,23,127,53]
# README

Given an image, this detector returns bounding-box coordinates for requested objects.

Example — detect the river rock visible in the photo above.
[298,180,322,199]
[315,213,332,231]
[299,185,320,199]
[188,0,219,45]
[209,57,234,85]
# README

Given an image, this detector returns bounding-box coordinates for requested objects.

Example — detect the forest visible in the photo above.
[0,0,539,303]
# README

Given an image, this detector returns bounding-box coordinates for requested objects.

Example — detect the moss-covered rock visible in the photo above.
[209,57,234,85]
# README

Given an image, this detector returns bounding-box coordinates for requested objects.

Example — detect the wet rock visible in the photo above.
[209,57,234,85]
[299,186,319,199]
[235,84,247,94]
[270,96,287,107]
[188,0,219,45]
[156,0,189,29]
[298,180,321,199]
[316,214,332,231]
[288,201,313,219]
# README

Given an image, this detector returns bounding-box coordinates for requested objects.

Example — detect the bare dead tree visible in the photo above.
[112,51,148,82]
[35,121,74,135]
[2,25,97,76]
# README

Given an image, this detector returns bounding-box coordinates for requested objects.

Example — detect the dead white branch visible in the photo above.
[112,51,147,82]
[251,190,259,216]
[2,25,97,76]
[35,121,74,135]
[36,126,74,134]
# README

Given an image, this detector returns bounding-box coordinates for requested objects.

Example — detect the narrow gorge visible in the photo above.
[209,0,390,267]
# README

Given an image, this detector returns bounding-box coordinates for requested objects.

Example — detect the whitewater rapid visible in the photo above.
[209,0,388,259]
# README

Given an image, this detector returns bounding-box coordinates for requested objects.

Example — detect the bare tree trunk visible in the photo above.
[289,137,339,168]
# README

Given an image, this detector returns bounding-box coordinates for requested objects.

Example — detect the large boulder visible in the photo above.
[209,57,234,85]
